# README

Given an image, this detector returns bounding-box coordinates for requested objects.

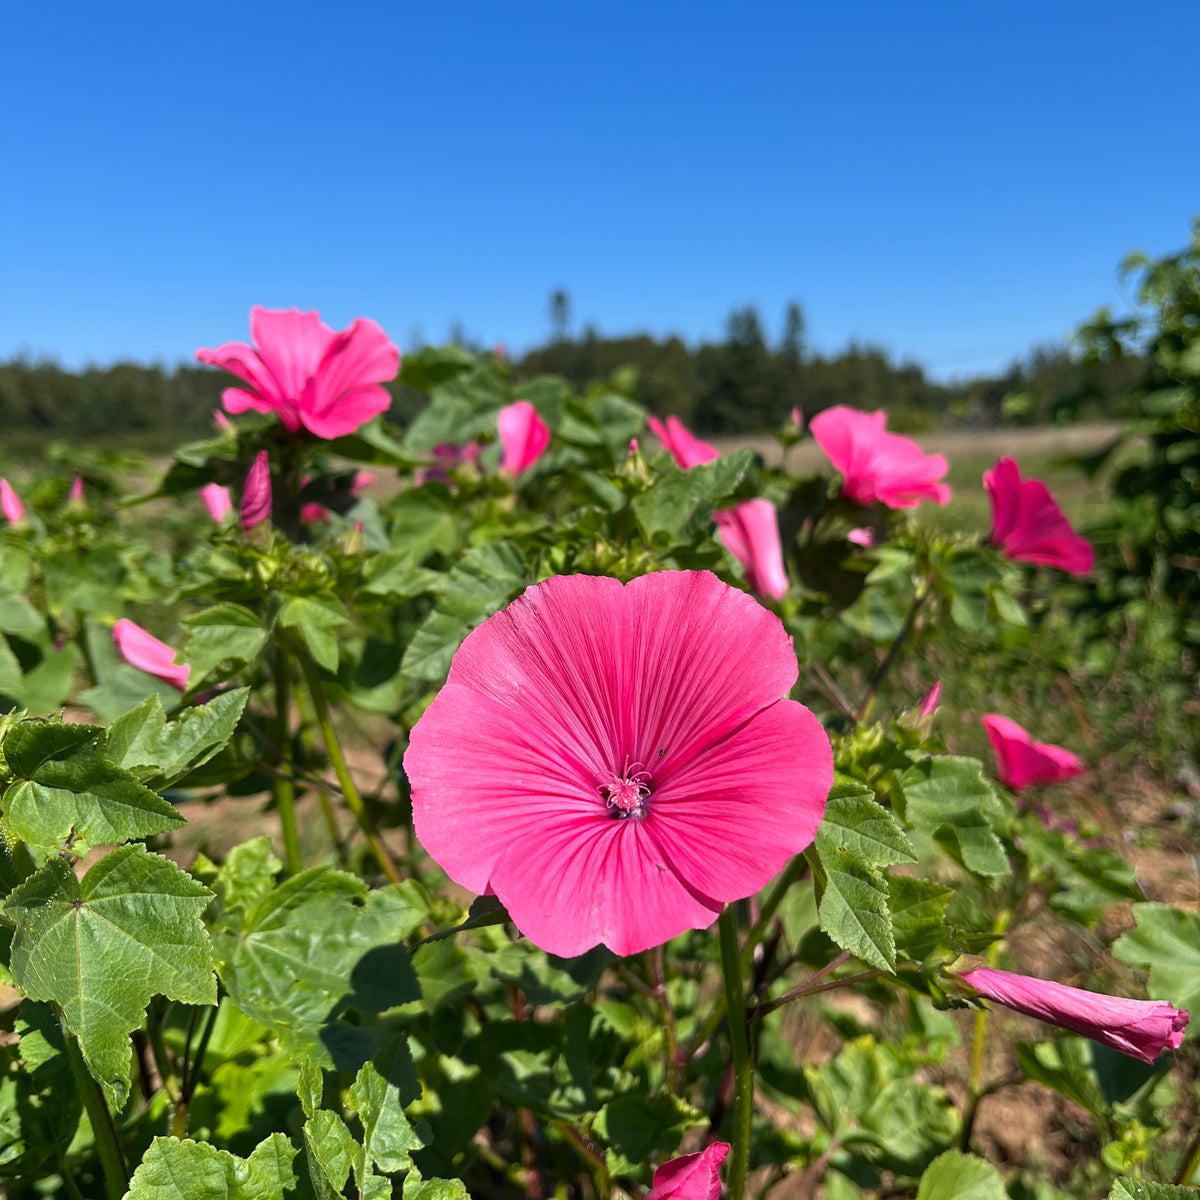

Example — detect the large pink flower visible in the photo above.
[983,457,1093,575]
[498,401,550,476]
[648,1143,730,1200]
[197,307,399,440]
[981,713,1084,791]
[647,416,789,600]
[809,406,951,509]
[959,967,1188,1064]
[404,572,832,957]
[112,619,190,691]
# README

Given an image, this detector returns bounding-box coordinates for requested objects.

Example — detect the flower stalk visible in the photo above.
[272,648,303,876]
[65,1031,126,1199]
[718,907,754,1200]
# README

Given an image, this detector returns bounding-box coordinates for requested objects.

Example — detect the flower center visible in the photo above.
[600,764,651,818]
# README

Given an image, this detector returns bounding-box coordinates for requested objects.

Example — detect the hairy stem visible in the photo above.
[65,1033,126,1199]
[297,651,402,884]
[718,907,754,1200]
[272,647,303,875]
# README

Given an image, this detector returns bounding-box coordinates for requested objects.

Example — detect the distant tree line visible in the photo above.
[0,296,1146,441]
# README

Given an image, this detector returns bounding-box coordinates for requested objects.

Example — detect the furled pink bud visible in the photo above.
[919,682,942,719]
[213,409,234,433]
[982,713,1084,791]
[984,456,1093,575]
[629,437,640,456]
[0,480,24,525]
[200,483,233,523]
[790,406,803,431]
[959,967,1188,1064]
[68,476,85,504]
[240,451,272,531]
[647,1143,730,1200]
[847,527,875,548]
[112,618,190,691]
[498,400,550,476]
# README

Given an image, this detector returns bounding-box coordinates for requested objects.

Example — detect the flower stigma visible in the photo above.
[601,763,651,818]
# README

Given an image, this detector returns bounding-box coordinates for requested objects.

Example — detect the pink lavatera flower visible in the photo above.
[984,456,1093,575]
[112,618,190,691]
[240,452,272,532]
[497,401,550,476]
[982,713,1084,791]
[809,406,951,509]
[647,416,789,600]
[404,571,833,957]
[0,480,24,525]
[648,1143,730,1200]
[197,307,399,440]
[200,482,233,523]
[959,967,1188,1064]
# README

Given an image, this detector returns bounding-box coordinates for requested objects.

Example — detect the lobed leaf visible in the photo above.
[124,1133,297,1199]
[915,1150,1007,1200]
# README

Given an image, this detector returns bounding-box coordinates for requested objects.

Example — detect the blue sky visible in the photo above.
[3,1,1197,379]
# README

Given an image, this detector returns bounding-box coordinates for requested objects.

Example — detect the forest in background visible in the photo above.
[0,294,1149,441]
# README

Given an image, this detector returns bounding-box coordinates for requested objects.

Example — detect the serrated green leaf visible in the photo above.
[888,877,955,960]
[594,1091,706,1178]
[362,552,443,600]
[932,811,1010,877]
[4,845,215,1108]
[401,611,472,683]
[916,1150,1007,1200]
[816,850,896,972]
[183,603,267,681]
[106,688,250,788]
[1108,1181,1200,1200]
[816,782,916,868]
[2,720,183,853]
[279,592,349,673]
[124,1133,297,1199]
[212,870,426,1065]
[1113,903,1200,1023]
[348,1060,423,1179]
[632,450,756,541]
[304,1110,357,1200]
[403,1170,471,1200]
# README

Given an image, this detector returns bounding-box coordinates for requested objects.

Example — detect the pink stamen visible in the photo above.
[600,762,650,817]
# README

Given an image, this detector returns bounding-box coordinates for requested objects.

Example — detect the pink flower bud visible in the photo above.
[112,618,190,691]
[919,681,942,718]
[213,409,234,433]
[790,406,803,431]
[982,713,1084,791]
[647,1143,730,1200]
[0,480,24,525]
[959,966,1188,1064]
[497,401,550,476]
[847,527,875,548]
[629,437,640,456]
[200,483,233,523]
[240,451,272,532]
[68,476,85,504]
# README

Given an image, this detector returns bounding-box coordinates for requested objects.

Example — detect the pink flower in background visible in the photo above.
[984,456,1094,575]
[919,681,942,718]
[790,406,803,432]
[647,415,720,468]
[197,307,399,440]
[416,442,482,487]
[959,967,1188,1064]
[404,571,832,957]
[112,619,190,691]
[200,483,233,523]
[647,1143,730,1200]
[498,400,550,475]
[714,500,789,600]
[648,415,789,600]
[0,480,24,525]
[809,406,951,509]
[240,452,272,532]
[68,476,85,504]
[982,713,1084,791]
[213,409,234,433]
[847,527,876,548]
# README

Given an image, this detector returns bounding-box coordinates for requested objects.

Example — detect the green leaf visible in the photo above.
[362,551,444,600]
[916,1150,1008,1200]
[816,848,896,971]
[348,1060,423,1184]
[183,603,267,681]
[632,450,756,542]
[1015,1039,1107,1119]
[211,869,426,1065]
[279,592,350,673]
[859,1079,959,1173]
[4,844,215,1108]
[1113,903,1200,1023]
[888,877,955,960]
[594,1092,706,1177]
[124,1133,297,1200]
[106,688,250,788]
[403,1170,471,1200]
[816,782,917,868]
[1108,1182,1200,1200]
[2,719,183,853]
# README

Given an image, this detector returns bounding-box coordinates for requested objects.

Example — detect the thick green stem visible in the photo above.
[718,907,754,1200]
[65,1033,126,1199]
[57,1153,87,1200]
[297,651,402,884]
[272,648,303,875]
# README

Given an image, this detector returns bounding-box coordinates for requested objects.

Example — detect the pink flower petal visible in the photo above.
[0,480,25,525]
[713,500,789,600]
[981,713,1084,791]
[960,967,1188,1064]
[250,307,337,402]
[69,476,85,504]
[647,415,719,469]
[498,400,550,476]
[112,618,190,691]
[648,1143,730,1200]
[983,457,1093,575]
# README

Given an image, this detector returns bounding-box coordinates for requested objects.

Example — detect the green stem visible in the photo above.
[56,1152,87,1200]
[718,907,754,1200]
[297,651,402,884]
[741,856,805,977]
[960,909,1012,1151]
[857,579,931,722]
[146,997,179,1102]
[1178,1127,1200,1186]
[65,1033,126,1199]
[272,648,303,875]
[172,1003,219,1140]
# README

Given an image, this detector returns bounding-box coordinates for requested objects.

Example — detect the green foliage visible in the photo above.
[124,1134,297,1200]
[916,1151,1007,1200]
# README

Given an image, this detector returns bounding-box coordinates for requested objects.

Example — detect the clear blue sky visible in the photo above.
[3,1,1197,380]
